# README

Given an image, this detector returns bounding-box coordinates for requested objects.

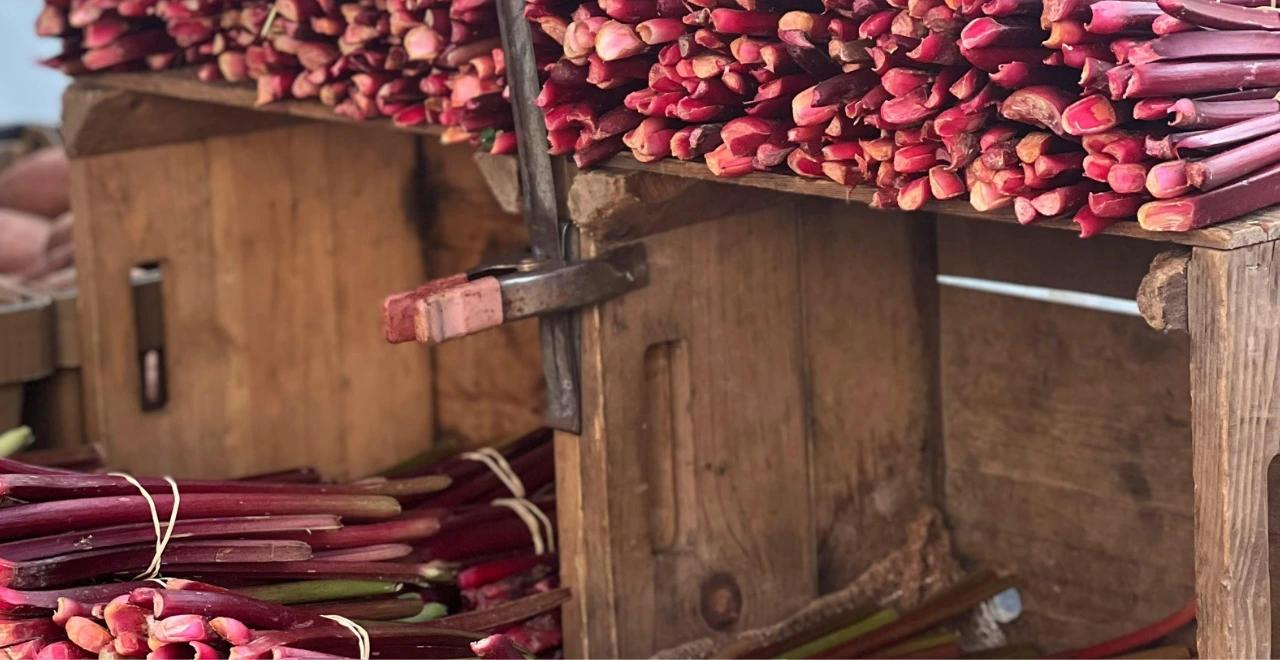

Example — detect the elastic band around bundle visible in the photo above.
[492,497,556,555]
[109,472,181,580]
[461,447,526,498]
[321,614,371,660]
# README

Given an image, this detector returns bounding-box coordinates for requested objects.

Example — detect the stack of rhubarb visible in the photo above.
[0,428,564,658]
[36,0,516,154]
[525,0,1280,231]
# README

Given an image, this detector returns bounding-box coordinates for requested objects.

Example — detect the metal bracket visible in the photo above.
[494,0,586,432]
[488,244,649,321]
[383,243,649,346]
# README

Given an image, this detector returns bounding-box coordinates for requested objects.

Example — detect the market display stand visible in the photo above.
[60,69,1280,658]
[61,76,546,480]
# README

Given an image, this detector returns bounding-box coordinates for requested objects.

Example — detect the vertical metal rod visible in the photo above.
[495,0,582,432]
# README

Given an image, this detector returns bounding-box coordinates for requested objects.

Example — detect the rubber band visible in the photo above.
[492,498,556,555]
[461,448,526,498]
[321,615,371,660]
[109,472,181,580]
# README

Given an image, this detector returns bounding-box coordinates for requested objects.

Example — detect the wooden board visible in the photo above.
[421,144,545,447]
[560,197,940,656]
[72,123,436,479]
[937,221,1196,651]
[83,70,443,138]
[62,83,296,158]
[603,155,1280,251]
[1187,242,1280,659]
[797,200,941,593]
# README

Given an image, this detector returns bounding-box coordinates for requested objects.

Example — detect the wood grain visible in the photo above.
[62,83,295,157]
[798,200,940,593]
[1187,243,1280,659]
[72,123,436,479]
[1138,251,1190,333]
[471,153,522,216]
[81,70,442,138]
[938,223,1196,652]
[566,169,786,244]
[561,197,941,655]
[566,205,818,656]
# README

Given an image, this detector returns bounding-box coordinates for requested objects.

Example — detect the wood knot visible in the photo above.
[699,572,742,631]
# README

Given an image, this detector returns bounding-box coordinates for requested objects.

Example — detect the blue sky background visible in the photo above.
[1,3,70,126]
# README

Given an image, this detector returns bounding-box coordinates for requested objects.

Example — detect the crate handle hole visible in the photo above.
[131,263,167,412]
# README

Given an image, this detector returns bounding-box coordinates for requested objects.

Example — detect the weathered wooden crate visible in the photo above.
[546,167,1189,656]
[61,78,545,480]
[62,70,1280,660]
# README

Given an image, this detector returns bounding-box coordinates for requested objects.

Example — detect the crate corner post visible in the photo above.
[1187,241,1280,659]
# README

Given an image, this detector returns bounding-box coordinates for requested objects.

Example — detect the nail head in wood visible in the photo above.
[1137,250,1190,333]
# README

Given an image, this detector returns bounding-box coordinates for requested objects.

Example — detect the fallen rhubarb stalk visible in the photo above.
[1140,161,1280,231]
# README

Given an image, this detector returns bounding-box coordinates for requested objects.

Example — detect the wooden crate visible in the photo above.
[553,162,1280,658]
[61,70,1280,659]
[62,80,545,479]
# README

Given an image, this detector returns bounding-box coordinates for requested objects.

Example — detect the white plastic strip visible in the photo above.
[109,473,181,579]
[492,498,556,555]
[937,274,1140,316]
[462,448,526,498]
[321,615,371,660]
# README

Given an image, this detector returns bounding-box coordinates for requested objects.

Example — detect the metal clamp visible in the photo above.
[383,243,649,346]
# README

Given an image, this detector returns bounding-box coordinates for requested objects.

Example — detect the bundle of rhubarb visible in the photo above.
[525,0,1280,231]
[36,0,516,154]
[0,428,564,658]
[391,428,564,657]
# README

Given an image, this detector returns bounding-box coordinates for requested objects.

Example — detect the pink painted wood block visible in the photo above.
[382,273,469,344]
[413,276,504,345]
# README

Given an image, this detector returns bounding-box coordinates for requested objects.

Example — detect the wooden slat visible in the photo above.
[566,207,818,656]
[1187,243,1280,659]
[561,196,940,656]
[71,123,436,479]
[938,223,1196,652]
[81,70,444,138]
[62,83,296,157]
[797,201,941,592]
[602,155,1280,251]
